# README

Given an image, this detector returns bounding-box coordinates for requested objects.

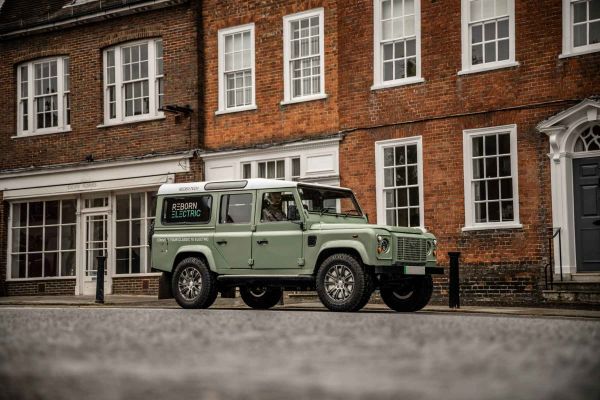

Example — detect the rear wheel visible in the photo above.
[380,275,433,312]
[172,257,218,309]
[316,253,373,312]
[240,286,283,309]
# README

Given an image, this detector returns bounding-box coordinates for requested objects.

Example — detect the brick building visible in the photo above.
[0,0,203,296]
[1,0,599,304]
[199,0,599,305]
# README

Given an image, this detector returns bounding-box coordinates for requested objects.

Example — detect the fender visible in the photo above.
[316,240,372,265]
[175,245,218,273]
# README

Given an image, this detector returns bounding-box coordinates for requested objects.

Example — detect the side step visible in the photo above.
[217,275,315,287]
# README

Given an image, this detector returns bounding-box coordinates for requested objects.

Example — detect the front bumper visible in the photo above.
[374,264,444,275]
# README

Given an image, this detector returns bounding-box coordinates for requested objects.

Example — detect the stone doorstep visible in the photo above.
[542,290,600,305]
[550,281,600,292]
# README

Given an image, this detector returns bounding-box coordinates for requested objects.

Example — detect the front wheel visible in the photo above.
[316,253,373,312]
[240,286,283,309]
[380,275,433,312]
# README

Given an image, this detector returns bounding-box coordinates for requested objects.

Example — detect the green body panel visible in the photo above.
[151,186,438,276]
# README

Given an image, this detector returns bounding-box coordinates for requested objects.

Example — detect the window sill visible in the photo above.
[11,128,72,139]
[215,105,257,115]
[112,273,162,278]
[280,93,328,106]
[461,223,523,232]
[458,61,520,76]
[559,47,600,59]
[371,77,425,91]
[97,115,165,128]
[6,276,77,282]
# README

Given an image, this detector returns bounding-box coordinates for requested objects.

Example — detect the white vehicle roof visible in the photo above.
[157,179,350,196]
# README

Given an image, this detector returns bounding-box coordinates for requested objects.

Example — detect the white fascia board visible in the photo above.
[200,136,342,161]
[0,152,193,196]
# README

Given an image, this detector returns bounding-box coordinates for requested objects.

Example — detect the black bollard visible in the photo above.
[95,255,106,304]
[448,252,461,309]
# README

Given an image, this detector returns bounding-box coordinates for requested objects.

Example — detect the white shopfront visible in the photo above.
[1,153,193,295]
[201,136,342,186]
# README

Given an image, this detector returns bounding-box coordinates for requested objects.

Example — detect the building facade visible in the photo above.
[1,0,599,304]
[0,0,203,296]
[200,0,600,305]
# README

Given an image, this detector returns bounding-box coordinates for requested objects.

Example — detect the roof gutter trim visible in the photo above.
[0,0,187,38]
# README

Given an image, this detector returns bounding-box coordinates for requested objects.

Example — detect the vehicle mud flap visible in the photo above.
[158,272,174,299]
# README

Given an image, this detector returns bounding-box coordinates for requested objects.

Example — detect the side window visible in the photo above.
[219,193,253,224]
[260,191,299,222]
[161,196,212,224]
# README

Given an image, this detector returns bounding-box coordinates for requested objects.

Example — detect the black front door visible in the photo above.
[573,157,600,272]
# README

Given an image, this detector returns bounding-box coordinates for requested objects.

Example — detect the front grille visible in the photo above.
[396,237,427,264]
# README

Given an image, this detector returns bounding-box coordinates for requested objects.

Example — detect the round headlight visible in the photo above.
[426,240,437,256]
[377,237,390,254]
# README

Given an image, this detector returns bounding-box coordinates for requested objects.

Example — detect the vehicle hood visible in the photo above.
[310,222,425,235]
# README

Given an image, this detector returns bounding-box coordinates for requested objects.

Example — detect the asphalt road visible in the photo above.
[0,308,599,400]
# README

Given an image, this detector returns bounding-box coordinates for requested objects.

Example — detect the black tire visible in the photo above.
[172,257,218,309]
[316,253,374,312]
[380,275,433,312]
[240,286,283,309]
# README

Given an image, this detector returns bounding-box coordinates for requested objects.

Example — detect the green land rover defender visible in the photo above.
[151,179,443,312]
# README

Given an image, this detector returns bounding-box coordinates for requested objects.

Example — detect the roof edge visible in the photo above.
[0,0,188,38]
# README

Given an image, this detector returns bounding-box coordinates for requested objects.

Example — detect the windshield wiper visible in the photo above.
[319,207,336,216]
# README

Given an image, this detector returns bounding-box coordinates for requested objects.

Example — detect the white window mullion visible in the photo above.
[148,42,157,117]
[115,47,123,122]
[27,65,34,134]
[56,59,64,130]
[103,51,110,123]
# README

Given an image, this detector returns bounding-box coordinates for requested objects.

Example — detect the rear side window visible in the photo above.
[219,193,253,224]
[162,196,212,224]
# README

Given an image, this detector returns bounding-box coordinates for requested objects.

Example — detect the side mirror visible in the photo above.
[365,213,369,222]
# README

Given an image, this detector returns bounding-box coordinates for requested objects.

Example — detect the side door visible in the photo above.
[252,189,304,269]
[213,192,254,269]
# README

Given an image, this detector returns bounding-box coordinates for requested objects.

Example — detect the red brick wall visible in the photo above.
[112,276,159,296]
[5,279,76,296]
[199,0,600,305]
[336,0,600,129]
[201,0,340,150]
[0,1,201,171]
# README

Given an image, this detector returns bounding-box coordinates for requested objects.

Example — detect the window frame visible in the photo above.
[7,197,78,281]
[462,124,522,231]
[160,195,213,225]
[561,0,600,58]
[218,192,255,225]
[241,156,301,181]
[216,23,257,115]
[372,0,424,90]
[102,38,164,126]
[459,0,518,75]
[16,56,71,137]
[375,136,425,228]
[281,7,327,105]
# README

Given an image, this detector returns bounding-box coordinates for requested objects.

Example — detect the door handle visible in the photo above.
[216,240,228,245]
[256,239,269,245]
[593,220,600,226]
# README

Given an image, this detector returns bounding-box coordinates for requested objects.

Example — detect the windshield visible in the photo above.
[298,185,363,217]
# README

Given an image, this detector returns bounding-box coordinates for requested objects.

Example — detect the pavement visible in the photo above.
[0,307,599,400]
[1,294,599,319]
